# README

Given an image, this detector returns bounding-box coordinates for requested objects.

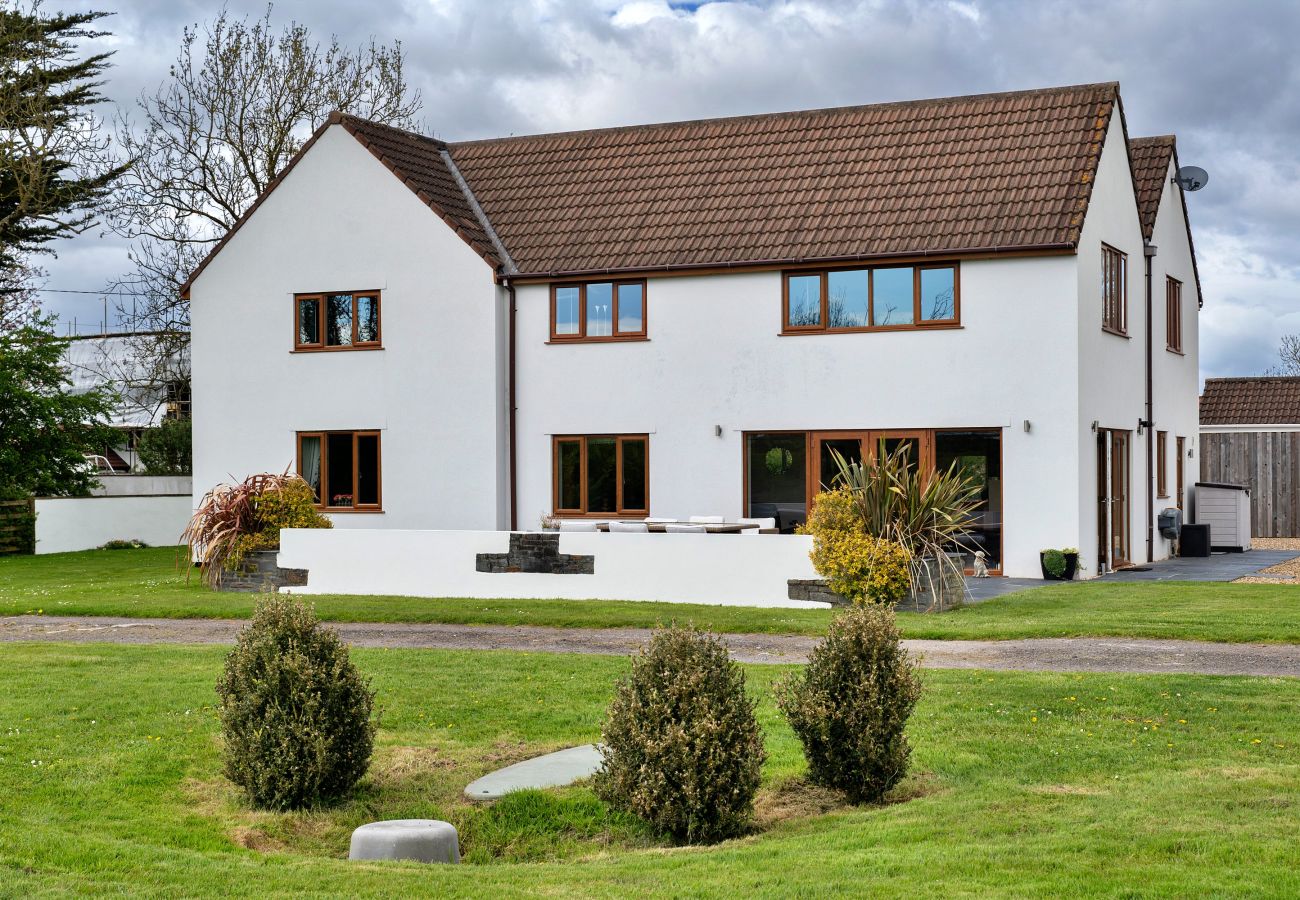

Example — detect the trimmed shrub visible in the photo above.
[136,417,192,475]
[216,595,376,810]
[228,478,332,568]
[593,625,765,844]
[776,605,922,804]
[803,488,911,605]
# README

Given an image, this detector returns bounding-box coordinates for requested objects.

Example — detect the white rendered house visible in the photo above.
[185,82,1203,579]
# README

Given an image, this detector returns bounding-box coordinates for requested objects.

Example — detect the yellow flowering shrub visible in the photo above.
[802,488,911,605]
[228,479,332,569]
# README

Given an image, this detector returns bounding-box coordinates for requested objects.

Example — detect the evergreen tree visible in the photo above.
[0,3,127,275]
[0,316,117,497]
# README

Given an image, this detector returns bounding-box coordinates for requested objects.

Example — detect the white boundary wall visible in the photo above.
[35,495,192,554]
[278,529,825,608]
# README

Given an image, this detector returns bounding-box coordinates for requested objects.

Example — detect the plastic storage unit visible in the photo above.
[1193,482,1252,552]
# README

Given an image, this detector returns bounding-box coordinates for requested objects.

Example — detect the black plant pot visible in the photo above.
[1040,551,1079,581]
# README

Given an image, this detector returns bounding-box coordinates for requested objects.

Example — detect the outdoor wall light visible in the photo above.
[715,425,723,437]
[1023,419,1032,433]
[1091,420,1099,433]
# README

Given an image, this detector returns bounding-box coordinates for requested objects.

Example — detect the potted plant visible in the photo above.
[1039,547,1079,581]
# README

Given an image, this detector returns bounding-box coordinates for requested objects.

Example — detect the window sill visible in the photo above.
[292,345,384,354]
[546,336,649,345]
[318,507,385,514]
[779,323,963,336]
[1101,327,1130,339]
[1166,347,1185,356]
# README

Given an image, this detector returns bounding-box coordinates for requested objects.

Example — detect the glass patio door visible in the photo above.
[810,431,933,494]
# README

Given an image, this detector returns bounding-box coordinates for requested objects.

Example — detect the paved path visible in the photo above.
[3,615,1299,677]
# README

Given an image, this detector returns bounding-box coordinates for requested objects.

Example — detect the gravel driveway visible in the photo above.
[3,615,1299,677]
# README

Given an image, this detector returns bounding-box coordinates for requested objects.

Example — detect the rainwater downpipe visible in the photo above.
[506,277,518,531]
[1144,242,1158,562]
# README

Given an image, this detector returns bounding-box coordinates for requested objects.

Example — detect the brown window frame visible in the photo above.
[1156,430,1169,498]
[551,434,649,517]
[1166,276,1183,353]
[549,280,648,343]
[296,430,383,512]
[294,291,383,351]
[1175,436,1186,510]
[780,262,960,335]
[1101,244,1128,336]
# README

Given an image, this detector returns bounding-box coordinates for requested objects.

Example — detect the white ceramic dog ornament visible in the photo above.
[972,550,991,578]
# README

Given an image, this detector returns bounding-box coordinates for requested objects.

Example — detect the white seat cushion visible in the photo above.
[665,524,707,533]
[559,520,600,532]
[608,521,649,533]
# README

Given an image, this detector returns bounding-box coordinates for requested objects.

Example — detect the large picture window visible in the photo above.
[1101,245,1127,335]
[297,430,381,510]
[295,291,382,350]
[550,280,647,342]
[552,434,648,516]
[781,263,958,334]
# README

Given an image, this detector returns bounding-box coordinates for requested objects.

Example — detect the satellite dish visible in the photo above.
[1175,165,1209,192]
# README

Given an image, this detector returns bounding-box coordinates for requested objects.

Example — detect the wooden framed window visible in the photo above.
[549,280,647,342]
[1156,430,1168,497]
[1175,436,1186,509]
[297,430,382,511]
[781,262,959,334]
[294,291,382,350]
[552,434,648,516]
[1101,245,1127,335]
[1166,277,1183,353]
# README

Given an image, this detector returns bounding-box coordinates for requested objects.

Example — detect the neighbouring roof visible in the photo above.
[1129,135,1175,240]
[1200,377,1300,426]
[185,81,1202,290]
[448,82,1120,276]
[63,333,189,429]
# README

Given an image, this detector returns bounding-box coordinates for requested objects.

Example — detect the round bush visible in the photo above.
[776,605,922,804]
[216,595,377,810]
[593,625,765,844]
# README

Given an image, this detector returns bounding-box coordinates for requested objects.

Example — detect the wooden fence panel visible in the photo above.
[0,498,36,555]
[1200,431,1300,537]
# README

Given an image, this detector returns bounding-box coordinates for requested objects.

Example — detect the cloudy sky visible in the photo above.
[37,0,1300,380]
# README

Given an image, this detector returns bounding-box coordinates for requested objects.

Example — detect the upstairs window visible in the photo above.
[297,430,382,510]
[550,280,647,342]
[1166,277,1183,353]
[553,434,648,516]
[1101,245,1127,335]
[782,263,958,334]
[296,291,381,350]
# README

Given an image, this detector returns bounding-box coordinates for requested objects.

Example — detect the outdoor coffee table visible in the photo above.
[595,521,759,533]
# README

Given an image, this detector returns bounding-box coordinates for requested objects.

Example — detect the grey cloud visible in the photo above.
[35,0,1300,378]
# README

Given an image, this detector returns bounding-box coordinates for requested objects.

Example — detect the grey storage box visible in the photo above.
[1193,482,1252,552]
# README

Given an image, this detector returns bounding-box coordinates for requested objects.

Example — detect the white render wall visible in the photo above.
[513,253,1082,578]
[189,125,506,532]
[1148,155,1201,539]
[278,528,823,607]
[35,495,192,554]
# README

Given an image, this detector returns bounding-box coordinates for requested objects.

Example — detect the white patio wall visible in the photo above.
[277,528,824,608]
[35,495,192,554]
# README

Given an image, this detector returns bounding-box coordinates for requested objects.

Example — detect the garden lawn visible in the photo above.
[6,547,1300,643]
[0,642,1297,897]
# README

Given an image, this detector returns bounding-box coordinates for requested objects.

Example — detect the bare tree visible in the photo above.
[1267,335,1300,376]
[107,4,422,351]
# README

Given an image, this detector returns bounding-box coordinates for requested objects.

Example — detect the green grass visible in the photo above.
[0,642,1297,897]
[5,546,1300,643]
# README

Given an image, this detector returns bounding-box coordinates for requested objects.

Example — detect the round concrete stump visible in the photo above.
[348,819,460,864]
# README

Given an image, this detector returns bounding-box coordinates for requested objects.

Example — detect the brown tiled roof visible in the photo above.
[447,82,1120,277]
[1200,377,1300,425]
[1129,136,1175,240]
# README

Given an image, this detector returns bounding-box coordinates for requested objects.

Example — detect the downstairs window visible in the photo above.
[297,431,382,510]
[553,435,648,516]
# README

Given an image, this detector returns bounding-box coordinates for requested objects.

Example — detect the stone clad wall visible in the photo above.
[219,550,309,593]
